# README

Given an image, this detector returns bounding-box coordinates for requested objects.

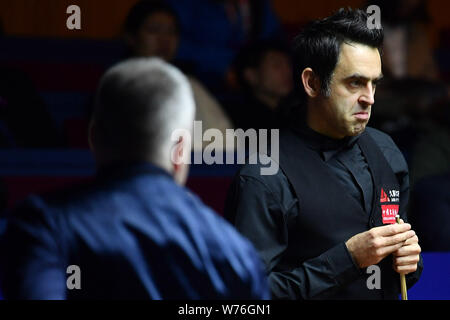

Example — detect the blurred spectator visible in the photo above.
[409,98,450,187]
[230,40,293,130]
[369,78,448,162]
[165,0,282,89]
[0,67,61,148]
[401,97,450,252]
[124,0,233,149]
[368,0,439,80]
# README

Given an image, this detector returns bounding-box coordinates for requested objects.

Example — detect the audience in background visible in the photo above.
[368,0,439,80]
[165,0,283,89]
[369,78,448,161]
[0,67,61,148]
[230,40,293,130]
[124,0,233,149]
[409,98,450,186]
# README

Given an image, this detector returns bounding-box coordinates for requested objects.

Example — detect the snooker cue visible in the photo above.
[396,215,408,300]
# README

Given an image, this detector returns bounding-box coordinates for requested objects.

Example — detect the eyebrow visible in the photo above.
[345,73,384,84]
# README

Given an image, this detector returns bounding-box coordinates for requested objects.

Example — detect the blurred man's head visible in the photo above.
[293,8,384,138]
[236,41,293,109]
[124,0,179,61]
[90,58,195,185]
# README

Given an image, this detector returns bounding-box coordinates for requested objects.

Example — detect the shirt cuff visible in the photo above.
[325,242,363,286]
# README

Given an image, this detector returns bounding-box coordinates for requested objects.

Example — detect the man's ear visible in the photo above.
[301,68,320,98]
[170,128,192,166]
[172,136,184,170]
[171,135,190,185]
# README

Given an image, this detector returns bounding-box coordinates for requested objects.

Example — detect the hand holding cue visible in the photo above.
[396,215,408,300]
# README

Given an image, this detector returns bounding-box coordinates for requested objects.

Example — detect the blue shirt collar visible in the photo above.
[96,161,173,181]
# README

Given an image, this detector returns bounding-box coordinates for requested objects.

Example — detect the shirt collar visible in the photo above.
[96,161,173,181]
[293,119,361,162]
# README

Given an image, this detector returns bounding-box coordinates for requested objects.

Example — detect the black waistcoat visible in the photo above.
[278,128,402,299]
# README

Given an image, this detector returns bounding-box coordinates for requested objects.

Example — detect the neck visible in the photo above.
[95,152,173,176]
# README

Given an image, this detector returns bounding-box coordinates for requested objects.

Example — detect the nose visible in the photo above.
[359,84,375,106]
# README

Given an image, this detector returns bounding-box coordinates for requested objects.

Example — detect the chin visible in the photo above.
[350,123,367,136]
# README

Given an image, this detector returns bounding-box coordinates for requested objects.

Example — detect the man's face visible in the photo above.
[316,42,382,138]
[132,12,179,61]
[252,50,293,100]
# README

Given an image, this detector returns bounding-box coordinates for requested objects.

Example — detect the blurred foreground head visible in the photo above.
[89,58,195,185]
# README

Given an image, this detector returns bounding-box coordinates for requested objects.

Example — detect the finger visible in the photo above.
[393,264,418,275]
[383,230,415,246]
[403,235,419,246]
[393,255,420,266]
[376,242,404,258]
[373,223,411,236]
[393,243,421,257]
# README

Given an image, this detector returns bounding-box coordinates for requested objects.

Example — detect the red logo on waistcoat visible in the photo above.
[380,188,400,224]
[381,204,399,224]
[380,188,390,203]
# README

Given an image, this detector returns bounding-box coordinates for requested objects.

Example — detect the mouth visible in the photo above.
[353,112,370,120]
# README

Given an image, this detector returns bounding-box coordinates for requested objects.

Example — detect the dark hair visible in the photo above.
[292,8,384,97]
[124,0,180,35]
[234,40,290,89]
[92,58,193,162]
